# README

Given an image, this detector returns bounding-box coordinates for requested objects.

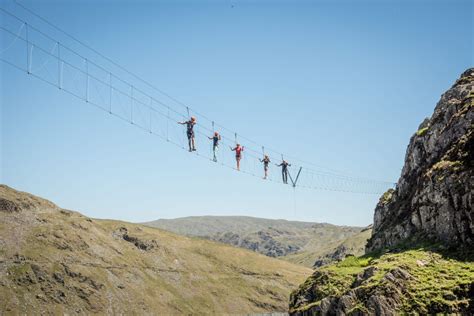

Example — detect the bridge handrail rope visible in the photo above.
[1,4,396,194]
[0,21,24,54]
[6,3,396,185]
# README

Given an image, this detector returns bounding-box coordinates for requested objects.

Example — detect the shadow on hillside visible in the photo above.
[364,236,474,263]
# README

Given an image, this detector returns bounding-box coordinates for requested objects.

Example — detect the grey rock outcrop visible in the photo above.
[366,68,474,252]
[212,229,301,257]
[290,267,414,316]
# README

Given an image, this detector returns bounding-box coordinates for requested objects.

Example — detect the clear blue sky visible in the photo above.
[1,0,472,226]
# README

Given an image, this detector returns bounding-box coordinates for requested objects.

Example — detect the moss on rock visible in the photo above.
[289,244,474,315]
[379,189,394,206]
[416,127,429,136]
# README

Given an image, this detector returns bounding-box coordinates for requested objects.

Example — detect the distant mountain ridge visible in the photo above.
[144,216,366,266]
[146,216,320,236]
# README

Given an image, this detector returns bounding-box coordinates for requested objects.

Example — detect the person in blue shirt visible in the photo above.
[208,131,221,162]
[276,160,291,184]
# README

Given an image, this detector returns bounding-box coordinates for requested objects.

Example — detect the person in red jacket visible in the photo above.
[230,143,244,171]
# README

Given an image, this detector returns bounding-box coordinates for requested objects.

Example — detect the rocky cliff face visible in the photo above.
[367,68,474,252]
[289,69,474,315]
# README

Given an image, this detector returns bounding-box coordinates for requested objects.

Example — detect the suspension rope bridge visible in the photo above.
[1,3,396,194]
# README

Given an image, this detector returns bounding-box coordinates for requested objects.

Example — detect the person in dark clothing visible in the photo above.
[208,131,221,162]
[259,155,271,179]
[276,160,291,184]
[230,143,244,171]
[178,116,196,152]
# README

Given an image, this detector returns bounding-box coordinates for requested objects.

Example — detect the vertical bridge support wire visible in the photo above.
[57,42,62,89]
[85,58,89,103]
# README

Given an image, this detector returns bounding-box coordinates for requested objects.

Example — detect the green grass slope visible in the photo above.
[289,242,474,314]
[0,185,312,314]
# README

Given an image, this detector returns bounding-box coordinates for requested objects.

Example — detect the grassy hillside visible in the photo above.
[289,242,474,314]
[283,227,372,267]
[144,216,364,266]
[0,185,312,314]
